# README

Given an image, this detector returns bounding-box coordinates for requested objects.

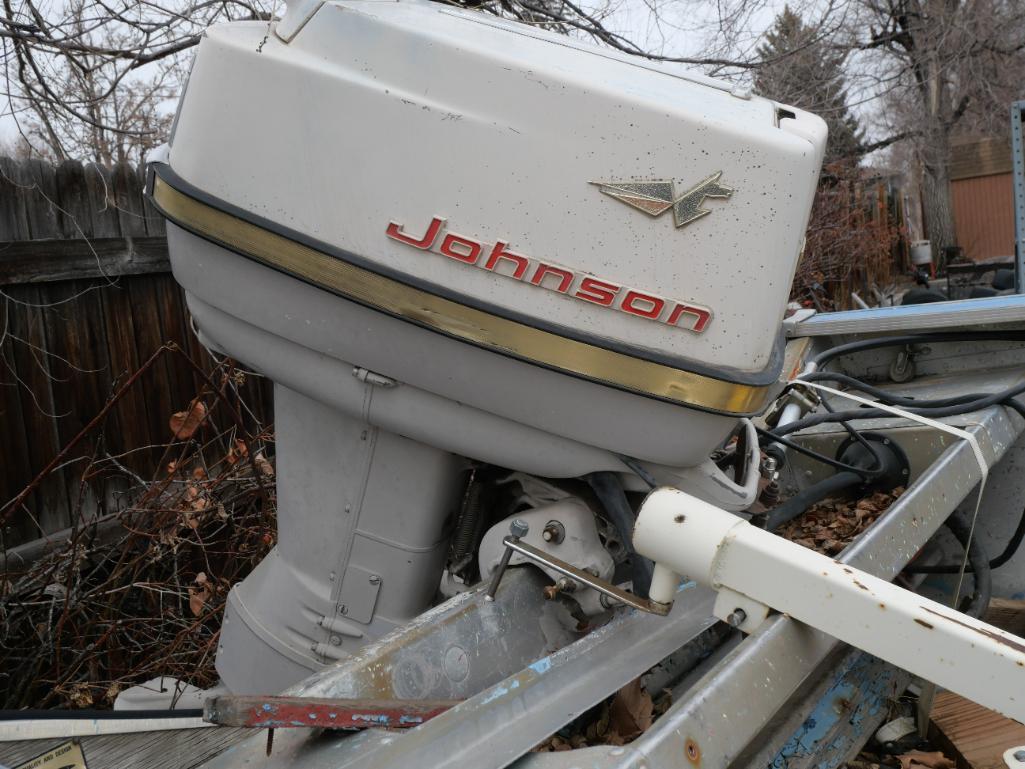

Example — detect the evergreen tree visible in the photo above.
[754,7,863,163]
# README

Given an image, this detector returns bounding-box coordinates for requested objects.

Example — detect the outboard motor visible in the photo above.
[147,0,826,694]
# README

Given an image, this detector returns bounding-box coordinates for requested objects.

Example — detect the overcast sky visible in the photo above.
[3,0,889,151]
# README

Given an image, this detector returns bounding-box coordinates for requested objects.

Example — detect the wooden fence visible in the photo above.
[0,157,272,548]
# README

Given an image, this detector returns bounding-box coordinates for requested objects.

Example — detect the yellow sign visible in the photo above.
[13,740,87,769]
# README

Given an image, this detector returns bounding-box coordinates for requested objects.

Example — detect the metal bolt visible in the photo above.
[337,604,348,615]
[368,574,381,585]
[485,519,529,602]
[759,480,781,506]
[330,635,342,646]
[726,609,747,628]
[541,520,565,544]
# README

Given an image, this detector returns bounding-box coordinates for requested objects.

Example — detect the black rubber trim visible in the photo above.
[0,708,203,720]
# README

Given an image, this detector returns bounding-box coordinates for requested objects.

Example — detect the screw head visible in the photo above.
[509,518,529,538]
[330,635,342,646]
[726,609,747,628]
[368,574,381,585]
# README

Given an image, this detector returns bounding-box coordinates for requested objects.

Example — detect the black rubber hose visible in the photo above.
[586,472,653,599]
[803,371,1009,409]
[799,372,1025,422]
[808,331,1025,370]
[941,511,992,618]
[755,425,886,479]
[770,381,1025,439]
[753,471,863,531]
[906,502,1025,574]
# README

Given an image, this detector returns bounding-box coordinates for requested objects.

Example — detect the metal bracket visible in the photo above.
[1012,100,1024,293]
[484,519,671,616]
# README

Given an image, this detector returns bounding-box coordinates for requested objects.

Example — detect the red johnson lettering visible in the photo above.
[387,217,712,334]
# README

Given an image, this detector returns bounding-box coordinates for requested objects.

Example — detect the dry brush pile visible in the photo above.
[0,346,276,709]
[791,162,905,311]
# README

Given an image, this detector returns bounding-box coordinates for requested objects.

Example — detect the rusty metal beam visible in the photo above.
[203,696,459,730]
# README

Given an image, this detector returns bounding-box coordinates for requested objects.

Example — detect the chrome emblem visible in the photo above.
[592,172,734,228]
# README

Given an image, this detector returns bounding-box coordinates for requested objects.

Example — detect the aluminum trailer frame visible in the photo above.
[6,306,1025,769]
[38,389,1005,769]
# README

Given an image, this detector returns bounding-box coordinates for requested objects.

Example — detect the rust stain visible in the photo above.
[685,738,701,766]
[853,580,869,591]
[879,603,886,609]
[674,514,686,523]
[923,606,1025,655]
[915,619,934,629]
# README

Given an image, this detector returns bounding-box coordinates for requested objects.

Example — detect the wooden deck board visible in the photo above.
[931,691,1025,769]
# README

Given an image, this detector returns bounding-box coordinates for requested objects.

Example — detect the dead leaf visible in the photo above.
[189,574,211,616]
[780,486,904,556]
[254,451,274,477]
[226,439,249,466]
[896,751,955,769]
[192,466,207,480]
[67,683,94,708]
[607,678,653,741]
[170,400,208,440]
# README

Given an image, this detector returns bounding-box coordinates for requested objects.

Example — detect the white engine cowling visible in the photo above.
[156,0,826,467]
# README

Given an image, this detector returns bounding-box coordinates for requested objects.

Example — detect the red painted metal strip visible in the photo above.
[204,695,460,730]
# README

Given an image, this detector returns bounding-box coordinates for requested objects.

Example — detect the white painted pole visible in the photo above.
[634,487,1025,724]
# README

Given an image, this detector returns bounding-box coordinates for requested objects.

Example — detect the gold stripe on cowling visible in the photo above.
[153,176,771,415]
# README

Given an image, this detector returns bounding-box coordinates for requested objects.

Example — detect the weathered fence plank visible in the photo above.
[0,157,272,549]
[1,158,70,536]
[0,237,171,284]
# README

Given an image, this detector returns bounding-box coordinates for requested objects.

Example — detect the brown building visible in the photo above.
[949,137,1016,262]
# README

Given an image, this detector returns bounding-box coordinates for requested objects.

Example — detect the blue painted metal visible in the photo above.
[1012,101,1025,293]
[768,653,902,769]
